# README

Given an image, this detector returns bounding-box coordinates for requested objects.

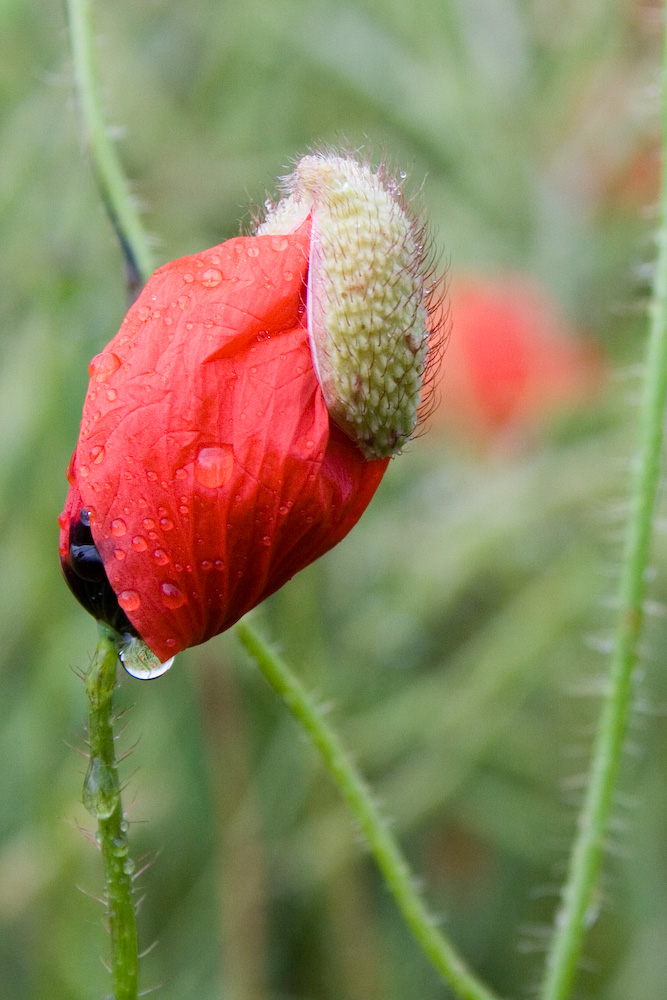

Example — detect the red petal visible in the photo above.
[68,220,388,660]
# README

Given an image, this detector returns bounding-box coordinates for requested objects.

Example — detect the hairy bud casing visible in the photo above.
[258,153,434,458]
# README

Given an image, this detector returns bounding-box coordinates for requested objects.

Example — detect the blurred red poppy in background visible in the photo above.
[428,274,604,446]
[59,218,389,663]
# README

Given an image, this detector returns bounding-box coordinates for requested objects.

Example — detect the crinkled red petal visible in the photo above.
[63,219,388,660]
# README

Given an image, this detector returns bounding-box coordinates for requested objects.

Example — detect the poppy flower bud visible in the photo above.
[258,154,432,458]
[60,153,438,674]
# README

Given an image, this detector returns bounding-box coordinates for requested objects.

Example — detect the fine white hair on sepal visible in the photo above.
[255,149,445,458]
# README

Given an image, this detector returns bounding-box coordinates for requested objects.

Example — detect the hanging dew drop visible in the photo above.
[118,634,175,680]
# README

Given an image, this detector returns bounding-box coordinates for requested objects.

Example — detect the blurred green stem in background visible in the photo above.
[66,0,155,291]
[83,625,138,1000]
[236,621,500,1000]
[541,14,667,1000]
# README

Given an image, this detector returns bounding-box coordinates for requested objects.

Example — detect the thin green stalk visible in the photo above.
[236,620,501,1000]
[66,0,154,287]
[540,23,667,1000]
[83,625,138,1000]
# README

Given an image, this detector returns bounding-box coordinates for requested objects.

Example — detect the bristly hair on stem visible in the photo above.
[540,15,667,1000]
[235,619,501,1000]
[83,625,139,1000]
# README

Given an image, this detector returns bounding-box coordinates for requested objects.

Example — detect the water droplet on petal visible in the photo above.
[201,560,212,571]
[246,245,259,258]
[182,272,194,284]
[193,444,234,489]
[153,549,169,566]
[271,236,289,252]
[175,468,187,480]
[118,634,174,680]
[201,267,223,287]
[114,548,126,561]
[105,388,117,401]
[160,517,174,531]
[89,352,121,383]
[90,445,105,464]
[131,535,148,552]
[111,518,127,537]
[118,590,141,612]
[160,581,186,609]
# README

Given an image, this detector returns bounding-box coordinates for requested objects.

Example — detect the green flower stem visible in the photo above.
[540,23,667,1000]
[83,625,138,1000]
[236,620,501,1000]
[66,0,154,286]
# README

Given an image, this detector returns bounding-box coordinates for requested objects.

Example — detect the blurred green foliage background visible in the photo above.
[2,1,667,998]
